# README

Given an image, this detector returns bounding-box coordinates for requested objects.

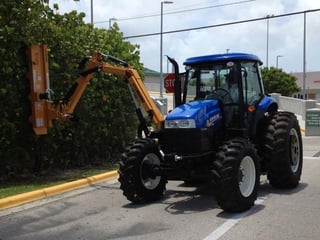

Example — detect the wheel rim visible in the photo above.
[140,153,161,190]
[289,128,300,173]
[238,156,256,197]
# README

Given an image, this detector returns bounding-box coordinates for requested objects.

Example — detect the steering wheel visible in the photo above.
[206,88,233,102]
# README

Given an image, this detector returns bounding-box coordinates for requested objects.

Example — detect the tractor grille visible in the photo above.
[160,128,214,154]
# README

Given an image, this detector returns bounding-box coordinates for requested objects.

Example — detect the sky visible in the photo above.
[50,0,320,73]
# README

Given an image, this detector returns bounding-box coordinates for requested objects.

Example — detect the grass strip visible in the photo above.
[0,165,118,199]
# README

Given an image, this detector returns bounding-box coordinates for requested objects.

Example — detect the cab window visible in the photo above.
[241,62,263,105]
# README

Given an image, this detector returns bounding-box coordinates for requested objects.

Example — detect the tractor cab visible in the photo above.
[183,53,264,129]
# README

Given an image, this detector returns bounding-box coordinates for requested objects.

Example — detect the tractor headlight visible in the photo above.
[164,119,196,129]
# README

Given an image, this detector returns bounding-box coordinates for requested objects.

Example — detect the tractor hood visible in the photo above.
[165,99,222,128]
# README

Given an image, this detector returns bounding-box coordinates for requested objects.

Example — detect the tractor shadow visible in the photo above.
[258,178,308,197]
[161,181,218,214]
[121,179,308,217]
[121,181,218,214]
[217,179,308,219]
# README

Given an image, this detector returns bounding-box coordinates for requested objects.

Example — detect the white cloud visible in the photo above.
[50,0,320,73]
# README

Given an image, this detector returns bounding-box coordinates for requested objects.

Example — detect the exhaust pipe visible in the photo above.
[166,56,182,107]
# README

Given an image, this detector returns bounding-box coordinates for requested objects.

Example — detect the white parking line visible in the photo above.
[304,157,320,160]
[203,197,266,240]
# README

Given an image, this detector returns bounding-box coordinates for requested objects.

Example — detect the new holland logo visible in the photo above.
[206,113,221,127]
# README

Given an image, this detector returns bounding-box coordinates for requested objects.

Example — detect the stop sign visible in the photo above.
[164,73,175,93]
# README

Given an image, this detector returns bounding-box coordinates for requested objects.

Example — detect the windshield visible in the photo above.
[184,64,234,103]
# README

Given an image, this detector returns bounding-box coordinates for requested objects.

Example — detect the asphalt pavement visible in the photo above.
[0,127,319,212]
[0,135,319,240]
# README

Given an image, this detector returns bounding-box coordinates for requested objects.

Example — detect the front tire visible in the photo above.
[118,138,167,203]
[212,138,260,212]
[263,112,303,188]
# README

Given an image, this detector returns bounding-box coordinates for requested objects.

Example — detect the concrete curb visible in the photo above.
[0,170,118,211]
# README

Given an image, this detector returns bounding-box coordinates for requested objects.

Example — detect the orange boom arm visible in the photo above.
[28,45,164,135]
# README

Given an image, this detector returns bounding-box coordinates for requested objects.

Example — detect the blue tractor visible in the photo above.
[118,53,303,212]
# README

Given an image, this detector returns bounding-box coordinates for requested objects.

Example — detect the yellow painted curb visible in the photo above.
[0,170,118,211]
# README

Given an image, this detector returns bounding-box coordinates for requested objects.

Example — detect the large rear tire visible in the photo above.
[263,112,303,188]
[118,138,167,203]
[212,138,260,212]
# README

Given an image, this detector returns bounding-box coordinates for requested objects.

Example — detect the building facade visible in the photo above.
[291,71,320,100]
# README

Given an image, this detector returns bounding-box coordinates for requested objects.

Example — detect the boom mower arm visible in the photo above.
[28,45,164,135]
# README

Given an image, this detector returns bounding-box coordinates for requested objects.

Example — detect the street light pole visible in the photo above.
[303,11,307,99]
[109,17,117,29]
[265,14,274,68]
[74,0,93,24]
[90,0,93,24]
[160,1,173,98]
[266,15,270,68]
[276,55,283,68]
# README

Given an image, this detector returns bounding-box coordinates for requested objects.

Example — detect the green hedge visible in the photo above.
[0,1,142,175]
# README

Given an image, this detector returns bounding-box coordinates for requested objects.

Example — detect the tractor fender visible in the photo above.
[257,96,278,112]
[250,96,278,141]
